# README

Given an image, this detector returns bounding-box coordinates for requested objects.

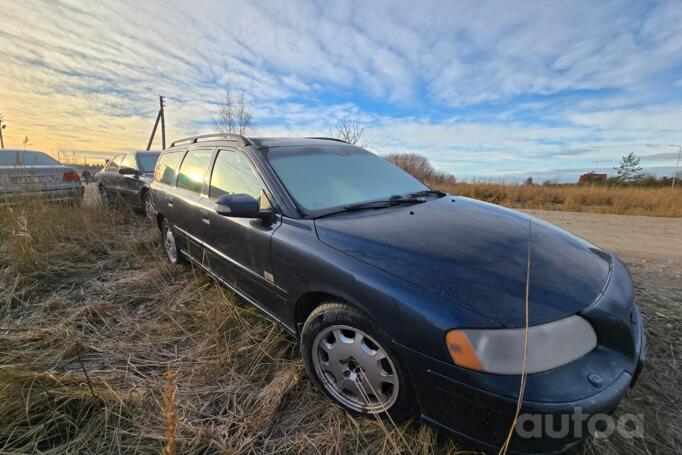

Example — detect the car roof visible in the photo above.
[116,150,159,155]
[247,137,349,148]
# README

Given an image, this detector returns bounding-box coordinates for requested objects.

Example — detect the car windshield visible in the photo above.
[0,151,60,166]
[266,146,428,214]
[137,152,160,173]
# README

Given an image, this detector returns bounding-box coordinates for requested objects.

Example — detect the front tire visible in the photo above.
[161,219,185,264]
[301,302,417,422]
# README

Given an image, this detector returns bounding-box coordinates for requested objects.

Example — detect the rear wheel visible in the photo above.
[161,219,185,264]
[142,191,153,219]
[98,185,110,206]
[301,302,417,421]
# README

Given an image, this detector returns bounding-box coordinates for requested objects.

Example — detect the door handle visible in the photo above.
[167,198,174,207]
[201,216,211,225]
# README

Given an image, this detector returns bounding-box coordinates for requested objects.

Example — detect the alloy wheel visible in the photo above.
[164,225,177,263]
[144,193,154,219]
[312,324,399,413]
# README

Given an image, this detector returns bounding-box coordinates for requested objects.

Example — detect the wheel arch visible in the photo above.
[155,212,165,231]
[139,186,149,203]
[294,291,371,335]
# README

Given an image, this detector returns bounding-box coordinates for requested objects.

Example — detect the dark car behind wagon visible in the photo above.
[95,150,160,217]
[149,134,645,454]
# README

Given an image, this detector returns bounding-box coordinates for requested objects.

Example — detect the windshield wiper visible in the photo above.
[309,197,426,219]
[409,189,446,198]
[344,197,426,211]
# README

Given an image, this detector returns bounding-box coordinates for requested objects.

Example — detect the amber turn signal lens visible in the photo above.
[445,330,484,371]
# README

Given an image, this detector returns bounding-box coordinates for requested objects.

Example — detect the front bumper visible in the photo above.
[397,256,646,454]
[398,327,645,454]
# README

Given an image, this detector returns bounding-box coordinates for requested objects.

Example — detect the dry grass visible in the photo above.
[0,201,453,454]
[434,182,682,217]
[0,199,679,454]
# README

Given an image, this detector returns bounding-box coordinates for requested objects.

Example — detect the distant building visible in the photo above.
[579,172,607,184]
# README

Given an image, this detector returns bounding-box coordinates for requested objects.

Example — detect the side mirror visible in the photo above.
[119,166,138,175]
[214,194,272,219]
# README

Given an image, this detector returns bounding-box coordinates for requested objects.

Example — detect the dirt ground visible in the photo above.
[523,209,682,295]
[522,209,682,263]
[520,209,681,455]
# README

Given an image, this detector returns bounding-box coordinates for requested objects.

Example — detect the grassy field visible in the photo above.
[0,201,679,454]
[434,182,682,218]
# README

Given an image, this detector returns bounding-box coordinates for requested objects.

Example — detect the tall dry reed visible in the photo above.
[0,200,453,453]
[433,182,682,217]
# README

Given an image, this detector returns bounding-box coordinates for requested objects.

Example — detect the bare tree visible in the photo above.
[216,87,254,135]
[331,117,366,145]
[384,152,456,185]
[385,153,434,181]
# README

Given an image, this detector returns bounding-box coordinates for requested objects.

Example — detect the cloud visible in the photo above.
[0,0,680,180]
[641,151,682,162]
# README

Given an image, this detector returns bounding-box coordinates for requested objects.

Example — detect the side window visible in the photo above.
[155,151,184,185]
[108,155,123,171]
[121,154,137,170]
[176,149,213,193]
[209,150,263,202]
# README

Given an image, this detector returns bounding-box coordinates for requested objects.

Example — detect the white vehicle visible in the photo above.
[0,149,83,204]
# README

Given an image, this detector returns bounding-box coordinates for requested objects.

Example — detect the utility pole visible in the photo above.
[146,95,166,150]
[160,95,166,149]
[669,145,681,189]
[0,117,5,149]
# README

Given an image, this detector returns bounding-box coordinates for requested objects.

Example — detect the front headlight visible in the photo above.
[445,315,597,375]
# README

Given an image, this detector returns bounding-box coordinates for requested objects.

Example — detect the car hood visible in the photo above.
[314,196,611,328]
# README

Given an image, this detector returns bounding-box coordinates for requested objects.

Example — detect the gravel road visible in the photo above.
[523,209,682,292]
[523,209,682,262]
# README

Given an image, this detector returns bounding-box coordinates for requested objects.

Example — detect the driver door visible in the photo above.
[102,154,123,201]
[119,153,142,205]
[195,148,286,319]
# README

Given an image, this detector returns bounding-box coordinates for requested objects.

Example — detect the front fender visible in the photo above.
[272,217,501,363]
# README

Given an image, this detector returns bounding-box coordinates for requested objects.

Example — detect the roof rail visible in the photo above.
[169,133,252,148]
[305,137,350,144]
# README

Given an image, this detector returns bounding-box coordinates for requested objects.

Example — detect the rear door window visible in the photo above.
[137,152,160,173]
[155,151,184,185]
[209,149,263,201]
[176,149,213,193]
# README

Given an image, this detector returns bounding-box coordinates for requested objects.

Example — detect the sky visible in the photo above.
[1,0,681,182]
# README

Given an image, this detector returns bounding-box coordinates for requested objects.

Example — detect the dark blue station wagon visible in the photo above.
[149,134,645,454]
